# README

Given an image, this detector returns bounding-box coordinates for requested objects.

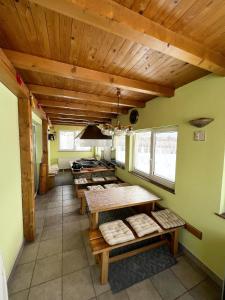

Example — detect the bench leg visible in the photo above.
[90,212,99,229]
[100,251,109,285]
[171,229,179,256]
[80,196,86,215]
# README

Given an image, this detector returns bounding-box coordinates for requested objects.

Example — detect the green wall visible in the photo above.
[50,125,94,165]
[117,74,225,280]
[0,83,24,278]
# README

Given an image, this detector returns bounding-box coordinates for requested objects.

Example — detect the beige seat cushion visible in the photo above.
[104,183,119,189]
[151,209,185,229]
[74,178,88,184]
[126,213,161,237]
[87,185,104,191]
[92,177,105,182]
[104,176,117,181]
[99,220,135,246]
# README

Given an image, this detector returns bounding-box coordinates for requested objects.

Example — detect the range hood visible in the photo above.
[76,124,112,147]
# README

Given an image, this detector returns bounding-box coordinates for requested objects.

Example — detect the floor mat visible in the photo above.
[109,244,177,293]
[55,171,73,186]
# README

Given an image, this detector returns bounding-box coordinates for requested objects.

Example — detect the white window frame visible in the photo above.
[59,130,92,152]
[132,129,152,177]
[132,127,178,189]
[115,135,126,166]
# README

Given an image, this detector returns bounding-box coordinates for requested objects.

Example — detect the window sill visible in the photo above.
[115,163,125,170]
[129,171,175,194]
[215,212,225,220]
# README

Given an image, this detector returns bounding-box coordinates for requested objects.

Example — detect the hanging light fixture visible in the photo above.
[100,88,134,136]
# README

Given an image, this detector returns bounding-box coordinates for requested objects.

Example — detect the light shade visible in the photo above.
[77,124,112,147]
[189,118,214,128]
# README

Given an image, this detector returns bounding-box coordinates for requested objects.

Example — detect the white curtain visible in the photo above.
[0,254,8,300]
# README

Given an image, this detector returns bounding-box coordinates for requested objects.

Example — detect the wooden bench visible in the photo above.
[89,224,180,284]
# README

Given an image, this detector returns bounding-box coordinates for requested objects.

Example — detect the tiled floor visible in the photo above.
[8,185,222,300]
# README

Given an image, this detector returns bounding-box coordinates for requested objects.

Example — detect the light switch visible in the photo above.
[194,131,206,141]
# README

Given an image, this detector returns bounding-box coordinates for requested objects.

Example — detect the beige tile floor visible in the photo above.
[8,185,222,300]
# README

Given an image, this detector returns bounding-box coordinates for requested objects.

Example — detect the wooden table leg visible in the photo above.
[171,229,179,256]
[90,212,99,229]
[80,196,86,215]
[100,251,109,285]
[152,202,155,211]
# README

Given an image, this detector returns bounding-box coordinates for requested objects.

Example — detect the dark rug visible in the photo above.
[55,171,73,186]
[109,244,177,293]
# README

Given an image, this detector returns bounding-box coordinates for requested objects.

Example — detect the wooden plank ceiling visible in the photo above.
[1,0,225,125]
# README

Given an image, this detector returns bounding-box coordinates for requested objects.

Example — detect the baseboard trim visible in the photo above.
[7,239,25,284]
[180,243,223,287]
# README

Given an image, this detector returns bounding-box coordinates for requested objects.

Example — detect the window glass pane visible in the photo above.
[74,130,91,151]
[133,131,151,174]
[59,131,74,151]
[115,135,126,164]
[153,131,177,182]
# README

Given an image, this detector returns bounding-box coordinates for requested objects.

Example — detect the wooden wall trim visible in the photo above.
[18,97,35,242]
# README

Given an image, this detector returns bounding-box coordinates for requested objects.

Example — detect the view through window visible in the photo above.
[132,128,178,188]
[115,135,126,165]
[59,130,91,152]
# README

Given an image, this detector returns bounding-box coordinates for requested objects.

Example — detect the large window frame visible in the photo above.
[115,135,126,167]
[59,130,92,152]
[132,127,178,190]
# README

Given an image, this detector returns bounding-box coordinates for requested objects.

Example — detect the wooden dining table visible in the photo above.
[85,185,161,229]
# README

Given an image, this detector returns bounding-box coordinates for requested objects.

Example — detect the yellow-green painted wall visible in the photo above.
[0,83,24,278]
[117,74,225,280]
[50,125,94,165]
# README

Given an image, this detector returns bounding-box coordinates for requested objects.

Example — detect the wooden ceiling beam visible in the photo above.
[52,122,88,126]
[0,48,46,119]
[30,0,225,75]
[47,113,110,123]
[28,84,145,108]
[50,118,105,124]
[42,107,116,119]
[4,50,174,97]
[37,98,127,114]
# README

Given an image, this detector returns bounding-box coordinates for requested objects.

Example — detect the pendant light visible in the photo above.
[100,88,134,136]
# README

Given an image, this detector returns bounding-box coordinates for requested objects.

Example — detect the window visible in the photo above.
[59,130,91,152]
[132,127,178,189]
[115,135,126,165]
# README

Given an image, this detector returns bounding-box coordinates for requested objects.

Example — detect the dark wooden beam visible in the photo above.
[42,107,116,119]
[5,50,174,96]
[47,113,110,123]
[38,98,127,114]
[28,84,145,108]
[18,97,35,241]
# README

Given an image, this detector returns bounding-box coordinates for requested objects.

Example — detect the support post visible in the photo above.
[39,119,49,194]
[100,251,109,285]
[18,97,35,241]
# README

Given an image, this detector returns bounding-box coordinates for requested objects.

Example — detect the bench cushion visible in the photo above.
[87,185,104,191]
[104,183,119,189]
[126,213,161,237]
[151,209,185,229]
[92,177,105,182]
[99,220,135,246]
[74,178,88,184]
[104,176,117,181]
